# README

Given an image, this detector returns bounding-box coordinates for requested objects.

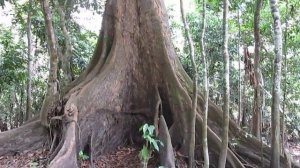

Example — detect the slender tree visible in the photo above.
[40,0,59,126]
[218,0,230,167]
[252,0,263,138]
[269,0,283,167]
[180,0,198,167]
[54,0,73,86]
[282,0,288,153]
[237,6,242,127]
[200,0,209,167]
[26,0,33,121]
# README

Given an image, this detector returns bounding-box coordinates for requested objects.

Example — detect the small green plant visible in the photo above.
[139,123,163,168]
[78,150,89,160]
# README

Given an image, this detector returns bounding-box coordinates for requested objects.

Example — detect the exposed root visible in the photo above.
[0,120,47,156]
[50,103,79,168]
[158,115,175,167]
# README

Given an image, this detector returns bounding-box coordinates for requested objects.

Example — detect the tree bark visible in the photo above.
[218,0,230,167]
[269,0,283,167]
[252,0,263,139]
[55,0,73,87]
[40,0,59,127]
[281,0,288,154]
[26,0,33,121]
[180,0,198,167]
[200,0,209,167]
[237,7,242,127]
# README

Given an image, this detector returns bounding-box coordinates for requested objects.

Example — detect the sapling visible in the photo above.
[139,123,163,168]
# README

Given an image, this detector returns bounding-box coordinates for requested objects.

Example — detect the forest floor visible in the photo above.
[0,143,299,168]
[0,146,187,168]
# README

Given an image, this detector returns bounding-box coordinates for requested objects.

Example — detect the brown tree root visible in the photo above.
[50,104,79,168]
[0,120,47,156]
[158,115,175,167]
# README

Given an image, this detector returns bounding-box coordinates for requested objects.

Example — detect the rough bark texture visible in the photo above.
[180,0,198,167]
[252,0,263,139]
[0,1,299,168]
[218,0,230,167]
[269,0,283,167]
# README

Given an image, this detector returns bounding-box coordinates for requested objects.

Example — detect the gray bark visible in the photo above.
[218,0,230,167]
[26,0,33,121]
[40,0,59,127]
[252,0,263,139]
[180,0,198,167]
[269,0,283,167]
[200,0,209,167]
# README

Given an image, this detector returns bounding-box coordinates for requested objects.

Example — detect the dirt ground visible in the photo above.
[0,142,299,168]
[0,146,187,168]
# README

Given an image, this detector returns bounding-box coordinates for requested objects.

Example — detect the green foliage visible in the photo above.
[78,150,89,160]
[0,0,98,127]
[139,124,163,164]
[169,0,300,141]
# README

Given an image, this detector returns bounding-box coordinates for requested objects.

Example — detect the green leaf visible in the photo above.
[147,125,155,135]
[143,123,149,134]
[150,139,159,152]
[79,150,83,156]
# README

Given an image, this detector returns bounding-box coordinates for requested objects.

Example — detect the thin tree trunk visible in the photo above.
[237,7,242,127]
[180,0,198,167]
[200,0,209,167]
[218,0,229,167]
[269,0,283,167]
[55,0,73,86]
[14,92,19,128]
[281,0,288,154]
[26,0,33,121]
[252,0,263,138]
[19,86,24,125]
[40,0,59,126]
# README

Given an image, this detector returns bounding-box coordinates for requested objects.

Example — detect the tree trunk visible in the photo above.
[0,1,299,168]
[19,87,24,125]
[180,0,198,167]
[55,0,73,87]
[269,0,283,167]
[281,0,288,154]
[26,0,33,121]
[218,0,230,167]
[237,7,242,127]
[252,0,263,139]
[200,0,209,167]
[40,0,59,127]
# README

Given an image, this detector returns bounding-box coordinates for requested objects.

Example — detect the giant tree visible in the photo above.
[0,0,299,168]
